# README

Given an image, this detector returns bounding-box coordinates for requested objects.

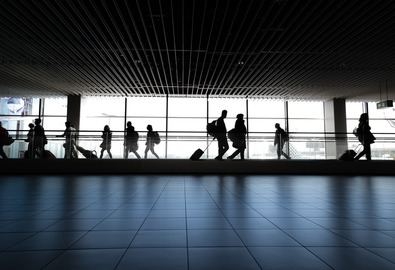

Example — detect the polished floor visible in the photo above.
[0,175,394,270]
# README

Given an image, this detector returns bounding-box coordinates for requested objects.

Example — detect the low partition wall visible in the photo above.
[1,159,395,175]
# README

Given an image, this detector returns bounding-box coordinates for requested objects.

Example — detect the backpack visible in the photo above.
[152,131,161,144]
[281,129,289,141]
[207,120,218,137]
[228,128,237,142]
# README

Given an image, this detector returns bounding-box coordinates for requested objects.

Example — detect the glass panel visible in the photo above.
[288,101,323,119]
[127,97,166,117]
[168,97,206,117]
[248,99,285,118]
[80,97,125,131]
[209,97,246,130]
[43,97,67,116]
[346,102,363,119]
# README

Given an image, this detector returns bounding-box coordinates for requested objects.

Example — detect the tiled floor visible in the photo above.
[0,175,394,270]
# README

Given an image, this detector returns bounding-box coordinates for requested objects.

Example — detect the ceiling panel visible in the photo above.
[0,0,394,100]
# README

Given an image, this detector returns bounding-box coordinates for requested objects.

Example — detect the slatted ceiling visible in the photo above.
[0,0,394,100]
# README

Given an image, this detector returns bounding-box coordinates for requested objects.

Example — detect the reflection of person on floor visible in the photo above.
[100,125,112,159]
[33,118,46,158]
[57,121,78,159]
[354,113,375,160]
[144,125,159,159]
[0,121,9,159]
[215,110,229,160]
[25,123,35,159]
[124,121,141,159]
[228,114,247,160]
[274,123,290,159]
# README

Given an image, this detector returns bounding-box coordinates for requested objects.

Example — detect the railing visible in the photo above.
[2,130,395,160]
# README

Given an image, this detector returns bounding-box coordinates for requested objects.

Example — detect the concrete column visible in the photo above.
[324,98,347,159]
[67,95,81,130]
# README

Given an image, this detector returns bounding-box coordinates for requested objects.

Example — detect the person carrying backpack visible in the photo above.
[100,125,113,159]
[214,110,229,160]
[144,124,159,159]
[354,113,375,160]
[274,123,290,159]
[227,114,247,160]
[124,121,141,159]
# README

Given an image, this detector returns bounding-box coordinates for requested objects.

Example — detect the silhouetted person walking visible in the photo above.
[354,113,375,160]
[33,118,46,158]
[215,110,229,160]
[274,123,290,159]
[25,123,35,159]
[124,121,141,159]
[100,125,112,159]
[227,114,247,160]
[144,125,159,159]
[57,121,77,159]
[0,121,9,159]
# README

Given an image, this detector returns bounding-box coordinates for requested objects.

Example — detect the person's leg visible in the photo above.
[276,144,281,159]
[240,149,245,160]
[150,146,159,159]
[0,145,8,159]
[354,148,366,160]
[365,144,371,160]
[100,149,104,159]
[133,151,141,159]
[144,145,149,159]
[281,143,290,159]
[107,150,112,159]
[227,149,239,159]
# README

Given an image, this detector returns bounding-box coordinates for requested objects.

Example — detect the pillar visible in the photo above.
[67,95,81,130]
[324,98,347,159]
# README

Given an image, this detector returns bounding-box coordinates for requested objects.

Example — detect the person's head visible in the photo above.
[147,125,153,131]
[34,118,41,125]
[359,113,368,122]
[127,121,132,127]
[65,121,71,128]
[28,123,34,129]
[275,123,280,129]
[104,125,110,131]
[237,113,244,120]
[221,110,227,118]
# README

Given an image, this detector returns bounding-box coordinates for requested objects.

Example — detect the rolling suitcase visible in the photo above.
[43,150,56,159]
[190,139,215,160]
[338,144,362,161]
[190,149,204,160]
[338,150,356,161]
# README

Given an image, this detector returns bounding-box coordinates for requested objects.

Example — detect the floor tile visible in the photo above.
[0,232,33,250]
[237,229,300,247]
[45,219,102,231]
[310,247,395,270]
[333,230,395,247]
[250,247,332,270]
[0,250,61,270]
[92,218,145,231]
[117,248,188,270]
[131,230,187,247]
[268,218,323,229]
[187,218,232,229]
[45,249,124,270]
[228,217,276,229]
[141,218,186,230]
[71,231,136,249]
[188,230,243,247]
[368,248,395,263]
[189,247,261,270]
[11,231,85,250]
[285,229,356,247]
